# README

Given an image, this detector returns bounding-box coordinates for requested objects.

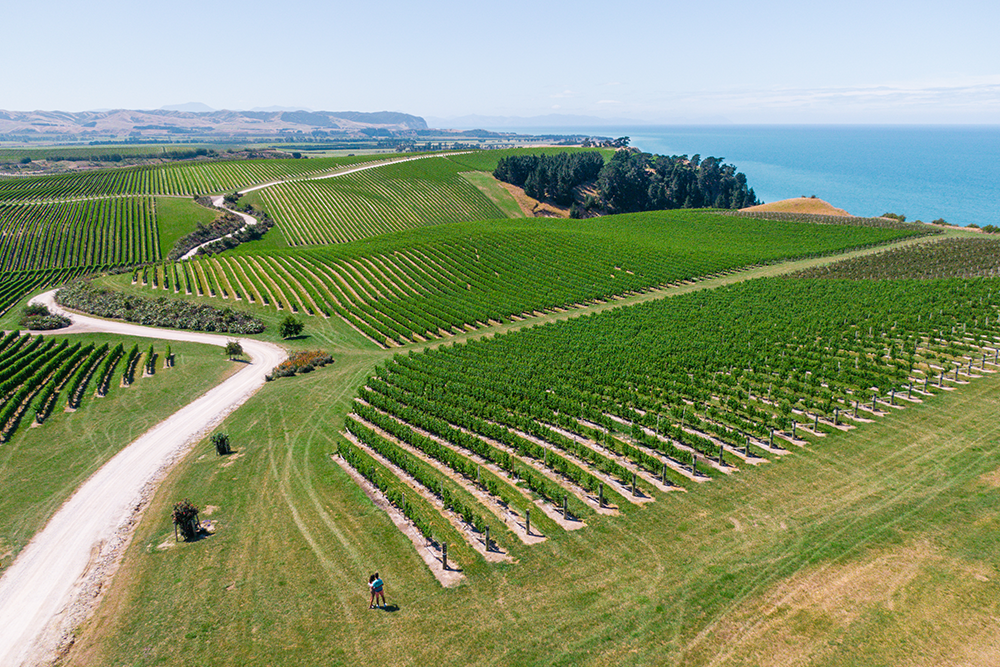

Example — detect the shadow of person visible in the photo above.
[380,603,400,613]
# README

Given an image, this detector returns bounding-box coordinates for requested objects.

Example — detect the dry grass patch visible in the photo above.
[742,197,853,217]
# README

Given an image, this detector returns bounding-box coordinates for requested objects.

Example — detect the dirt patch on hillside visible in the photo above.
[742,197,853,217]
[498,182,569,218]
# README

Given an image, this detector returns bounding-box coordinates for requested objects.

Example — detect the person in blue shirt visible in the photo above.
[369,573,385,609]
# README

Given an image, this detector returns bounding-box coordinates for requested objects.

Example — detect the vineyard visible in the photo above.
[337,276,1000,560]
[0,198,159,272]
[792,236,1000,279]
[0,331,156,442]
[137,211,927,346]
[254,156,506,245]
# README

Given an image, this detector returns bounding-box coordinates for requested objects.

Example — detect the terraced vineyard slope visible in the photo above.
[145,211,930,346]
[254,156,506,245]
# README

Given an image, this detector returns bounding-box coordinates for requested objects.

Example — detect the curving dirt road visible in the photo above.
[0,291,285,667]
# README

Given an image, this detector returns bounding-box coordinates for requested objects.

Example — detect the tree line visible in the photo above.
[493,149,759,215]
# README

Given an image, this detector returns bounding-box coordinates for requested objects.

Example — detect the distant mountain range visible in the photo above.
[0,108,428,139]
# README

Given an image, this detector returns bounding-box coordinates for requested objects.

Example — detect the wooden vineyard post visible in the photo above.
[631,472,637,497]
[907,384,912,399]
[854,400,859,417]
[442,542,448,570]
[477,465,481,485]
[744,436,749,456]
[792,421,797,439]
[924,377,928,392]
[890,389,895,406]
[661,462,667,484]
[718,443,724,465]
[598,483,604,508]
[814,413,819,430]
[691,451,696,474]
[401,492,405,511]
[834,408,839,425]
[939,371,944,386]
[769,430,774,447]
[525,510,530,536]
[983,355,987,370]
[563,495,569,519]
[485,526,491,552]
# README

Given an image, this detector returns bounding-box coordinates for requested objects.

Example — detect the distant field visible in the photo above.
[130,210,927,347]
[0,155,379,202]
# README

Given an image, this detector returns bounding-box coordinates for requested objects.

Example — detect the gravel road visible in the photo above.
[0,291,285,667]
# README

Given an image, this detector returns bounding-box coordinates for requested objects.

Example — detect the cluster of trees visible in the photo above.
[597,151,758,213]
[493,152,605,205]
[493,149,759,215]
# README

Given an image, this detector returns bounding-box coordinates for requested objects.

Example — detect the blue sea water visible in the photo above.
[510,125,1000,227]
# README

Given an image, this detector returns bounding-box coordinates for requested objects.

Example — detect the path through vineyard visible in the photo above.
[0,292,285,667]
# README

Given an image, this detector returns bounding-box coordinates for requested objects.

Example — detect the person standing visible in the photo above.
[368,574,378,609]
[371,572,385,609]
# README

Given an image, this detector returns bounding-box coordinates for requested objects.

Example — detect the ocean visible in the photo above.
[508,125,1000,227]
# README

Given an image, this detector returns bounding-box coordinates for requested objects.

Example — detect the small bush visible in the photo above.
[266,350,332,381]
[211,432,231,456]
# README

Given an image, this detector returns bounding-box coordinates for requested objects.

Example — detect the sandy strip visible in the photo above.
[0,291,285,667]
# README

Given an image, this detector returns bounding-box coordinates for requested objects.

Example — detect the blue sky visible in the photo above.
[6,0,998,123]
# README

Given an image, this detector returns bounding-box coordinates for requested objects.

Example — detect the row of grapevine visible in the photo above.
[165,211,925,347]
[0,197,158,271]
[335,277,1000,544]
[0,267,89,317]
[0,333,173,441]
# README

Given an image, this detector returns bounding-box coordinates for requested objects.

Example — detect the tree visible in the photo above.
[279,315,304,339]
[225,340,244,360]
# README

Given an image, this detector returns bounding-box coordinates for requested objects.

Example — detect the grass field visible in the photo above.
[0,335,234,575]
[155,196,220,258]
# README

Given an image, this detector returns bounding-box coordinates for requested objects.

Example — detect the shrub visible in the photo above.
[19,304,70,331]
[265,350,332,381]
[172,499,200,541]
[211,432,231,456]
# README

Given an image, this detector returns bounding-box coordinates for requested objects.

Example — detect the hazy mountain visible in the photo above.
[0,109,428,138]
